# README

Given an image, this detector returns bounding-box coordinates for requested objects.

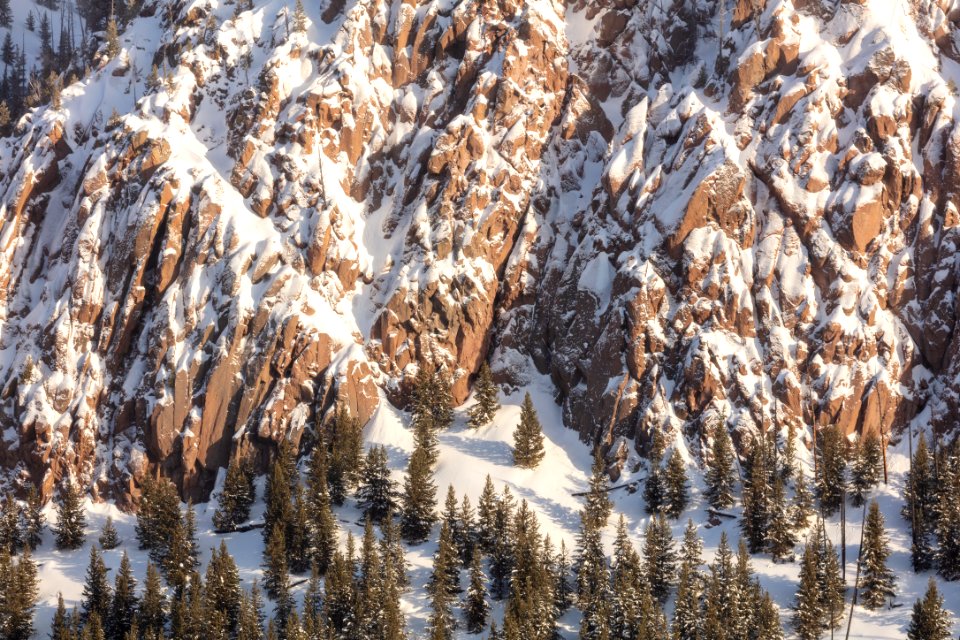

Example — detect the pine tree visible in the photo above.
[105,16,120,57]
[704,418,736,510]
[849,433,883,508]
[904,432,936,571]
[263,440,294,545]
[135,474,180,562]
[582,448,612,530]
[781,425,797,481]
[82,546,112,623]
[213,453,255,532]
[324,546,357,636]
[576,516,611,640]
[8,545,39,640]
[644,460,666,514]
[83,611,106,640]
[52,593,71,640]
[703,532,735,638]
[292,0,306,32]
[164,506,198,593]
[860,500,895,609]
[138,562,166,637]
[755,591,784,640]
[262,523,289,600]
[665,449,689,518]
[400,444,437,543]
[427,522,458,640]
[935,438,960,581]
[817,527,845,630]
[767,475,796,561]
[55,477,87,550]
[464,547,489,634]
[673,560,701,640]
[326,406,363,504]
[306,445,337,574]
[644,513,677,603]
[489,486,516,600]
[358,445,398,523]
[477,475,498,553]
[0,492,22,551]
[815,425,847,516]
[906,578,952,640]
[107,552,137,640]
[741,435,773,553]
[287,482,312,574]
[381,510,409,589]
[468,362,500,429]
[411,364,455,432]
[792,467,815,531]
[551,541,572,618]
[610,515,644,640]
[512,393,545,468]
[205,541,242,636]
[99,516,120,550]
[0,0,11,28]
[457,493,477,566]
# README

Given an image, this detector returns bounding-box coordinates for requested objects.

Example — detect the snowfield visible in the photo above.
[30,371,960,638]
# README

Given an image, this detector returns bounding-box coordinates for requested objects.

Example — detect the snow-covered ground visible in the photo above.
[29,370,960,638]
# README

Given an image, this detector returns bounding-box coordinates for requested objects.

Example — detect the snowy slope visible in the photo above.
[30,372,960,638]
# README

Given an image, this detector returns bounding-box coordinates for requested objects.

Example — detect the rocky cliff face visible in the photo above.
[0,0,957,502]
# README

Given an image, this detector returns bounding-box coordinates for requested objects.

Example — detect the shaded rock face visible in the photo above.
[0,0,957,501]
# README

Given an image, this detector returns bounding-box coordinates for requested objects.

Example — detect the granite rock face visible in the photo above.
[0,0,956,502]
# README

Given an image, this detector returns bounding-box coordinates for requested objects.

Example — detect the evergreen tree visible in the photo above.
[381,510,409,589]
[7,546,38,640]
[288,482,312,574]
[1,32,13,66]
[164,505,198,593]
[325,406,363,504]
[237,582,265,640]
[262,523,289,600]
[582,448,612,530]
[0,0,11,28]
[292,0,306,32]
[213,453,255,532]
[135,474,180,563]
[860,500,895,609]
[679,519,703,572]
[0,492,22,551]
[358,445,398,523]
[99,516,120,550]
[52,593,71,640]
[105,16,120,57]
[427,522,458,640]
[83,612,106,640]
[512,393,545,468]
[934,439,960,581]
[791,467,815,531]
[816,526,845,630]
[767,475,796,561]
[107,552,137,640]
[703,532,735,639]
[55,477,87,550]
[457,493,477,566]
[306,445,337,574]
[644,513,677,604]
[903,432,936,571]
[664,449,689,519]
[849,433,883,508]
[489,486,516,600]
[324,543,358,638]
[755,591,784,640]
[400,444,437,543]
[477,475,498,554]
[741,435,773,553]
[781,425,797,481]
[610,515,644,640]
[468,362,500,429]
[0,101,9,134]
[906,578,952,640]
[411,364,454,433]
[82,546,112,623]
[576,516,610,640]
[673,560,701,640]
[553,540,573,617]
[138,562,166,637]
[262,439,294,545]
[205,541,242,637]
[644,460,666,514]
[464,547,489,634]
[815,425,847,516]
[704,418,736,510]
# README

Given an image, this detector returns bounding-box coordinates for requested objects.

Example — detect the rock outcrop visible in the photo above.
[0,0,957,502]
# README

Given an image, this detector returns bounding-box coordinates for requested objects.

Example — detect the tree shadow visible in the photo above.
[441,434,515,467]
